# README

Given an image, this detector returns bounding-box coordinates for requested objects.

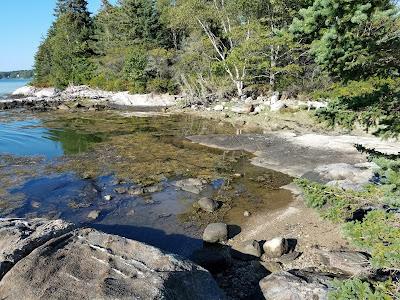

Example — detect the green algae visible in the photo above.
[0,110,294,228]
[0,155,45,214]
[45,111,245,185]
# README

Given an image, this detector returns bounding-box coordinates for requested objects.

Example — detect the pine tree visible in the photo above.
[119,0,169,46]
[34,0,94,87]
[291,0,400,80]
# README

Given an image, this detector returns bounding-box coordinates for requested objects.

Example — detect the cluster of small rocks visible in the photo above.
[197,220,376,299]
[211,91,328,115]
[1,85,178,112]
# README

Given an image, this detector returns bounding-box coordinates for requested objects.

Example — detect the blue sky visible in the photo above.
[0,0,117,71]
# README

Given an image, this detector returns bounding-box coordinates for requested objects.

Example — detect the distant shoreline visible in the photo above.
[0,70,34,80]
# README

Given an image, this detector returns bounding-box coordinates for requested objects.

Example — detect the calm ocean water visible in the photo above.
[0,78,30,98]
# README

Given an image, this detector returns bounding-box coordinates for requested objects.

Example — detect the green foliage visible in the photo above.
[291,0,400,80]
[123,47,148,92]
[294,178,368,222]
[34,0,94,88]
[344,210,400,269]
[371,158,400,207]
[315,78,400,138]
[328,278,395,300]
[296,150,400,298]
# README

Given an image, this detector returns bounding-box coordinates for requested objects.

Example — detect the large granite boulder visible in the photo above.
[0,228,224,300]
[0,218,74,279]
[319,250,372,278]
[259,271,328,300]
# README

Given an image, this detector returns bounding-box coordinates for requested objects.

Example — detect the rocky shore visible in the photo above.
[1,85,178,111]
[1,85,400,299]
[0,218,223,300]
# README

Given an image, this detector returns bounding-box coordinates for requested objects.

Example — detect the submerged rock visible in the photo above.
[87,210,101,220]
[0,228,224,300]
[0,218,74,280]
[114,186,128,194]
[259,271,328,300]
[173,178,205,194]
[198,197,219,213]
[144,183,164,193]
[203,223,228,243]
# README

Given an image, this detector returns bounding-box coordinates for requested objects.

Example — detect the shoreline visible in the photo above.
[2,85,400,298]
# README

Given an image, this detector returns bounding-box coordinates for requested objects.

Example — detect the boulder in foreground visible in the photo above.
[259,271,328,300]
[0,228,224,300]
[203,223,228,243]
[0,218,74,279]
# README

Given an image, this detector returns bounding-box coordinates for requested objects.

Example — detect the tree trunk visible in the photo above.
[235,80,244,97]
[270,46,276,92]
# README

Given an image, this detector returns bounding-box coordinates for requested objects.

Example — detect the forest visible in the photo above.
[33,0,400,138]
[0,70,33,79]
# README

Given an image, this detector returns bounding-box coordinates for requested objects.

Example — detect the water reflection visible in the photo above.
[0,116,106,158]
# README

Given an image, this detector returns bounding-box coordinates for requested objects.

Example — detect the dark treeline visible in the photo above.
[0,70,34,79]
[34,0,400,136]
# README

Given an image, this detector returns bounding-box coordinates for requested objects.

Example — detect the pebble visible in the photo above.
[87,210,100,220]
[104,195,112,201]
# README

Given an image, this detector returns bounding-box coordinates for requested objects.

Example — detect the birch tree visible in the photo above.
[170,0,257,97]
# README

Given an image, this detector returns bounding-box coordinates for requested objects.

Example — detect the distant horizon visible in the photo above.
[0,0,117,72]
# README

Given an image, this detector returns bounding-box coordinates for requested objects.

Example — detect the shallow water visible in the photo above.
[0,79,30,98]
[0,110,293,257]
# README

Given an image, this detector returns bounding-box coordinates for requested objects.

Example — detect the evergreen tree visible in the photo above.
[291,0,400,80]
[34,0,94,87]
[119,0,169,47]
[92,1,122,54]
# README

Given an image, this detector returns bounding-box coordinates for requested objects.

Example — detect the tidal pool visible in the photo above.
[0,110,293,257]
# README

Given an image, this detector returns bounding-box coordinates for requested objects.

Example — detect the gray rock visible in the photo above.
[231,104,254,114]
[57,104,70,110]
[213,104,224,111]
[279,251,301,263]
[144,184,164,193]
[103,195,112,201]
[319,250,371,278]
[173,178,205,194]
[114,186,128,194]
[263,237,289,258]
[270,101,287,112]
[234,240,262,260]
[269,92,280,104]
[198,197,219,212]
[128,186,145,195]
[0,218,74,279]
[203,223,228,243]
[87,210,100,220]
[315,163,374,188]
[0,228,224,300]
[259,272,328,300]
[261,261,283,273]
